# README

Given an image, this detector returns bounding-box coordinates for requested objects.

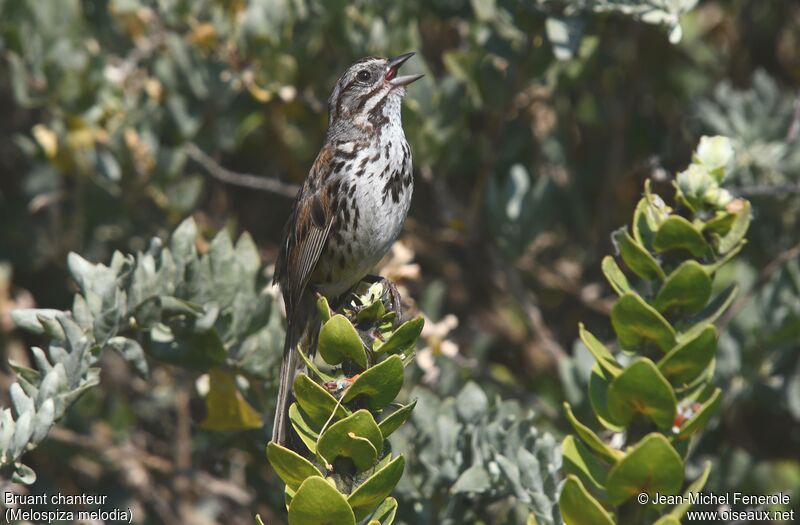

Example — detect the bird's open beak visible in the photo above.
[385,52,424,87]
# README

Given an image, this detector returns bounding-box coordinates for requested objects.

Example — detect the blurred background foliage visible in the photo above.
[0,0,798,523]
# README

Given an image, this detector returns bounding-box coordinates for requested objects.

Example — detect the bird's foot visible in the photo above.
[323,373,362,395]
[362,274,402,323]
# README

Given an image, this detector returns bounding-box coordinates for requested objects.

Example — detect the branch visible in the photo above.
[185,142,299,198]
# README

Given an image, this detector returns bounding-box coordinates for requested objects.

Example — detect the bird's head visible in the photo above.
[326,52,422,134]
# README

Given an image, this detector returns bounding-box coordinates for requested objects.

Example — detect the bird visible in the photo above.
[271,52,423,446]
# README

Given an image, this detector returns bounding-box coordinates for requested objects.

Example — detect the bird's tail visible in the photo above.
[271,302,318,446]
[271,319,300,445]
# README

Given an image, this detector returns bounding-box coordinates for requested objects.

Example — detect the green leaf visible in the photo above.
[607,359,677,429]
[293,374,350,428]
[588,364,625,432]
[677,388,721,439]
[342,356,404,411]
[200,368,262,431]
[378,400,416,438]
[316,295,332,323]
[288,476,355,525]
[611,293,676,352]
[653,215,710,257]
[317,410,382,472]
[373,316,424,355]
[612,228,665,281]
[563,402,622,463]
[451,463,491,493]
[579,324,622,376]
[562,435,609,493]
[10,309,63,336]
[289,403,320,454]
[715,201,751,254]
[318,315,367,368]
[456,381,489,422]
[267,442,324,490]
[606,433,683,505]
[357,299,386,324]
[170,217,198,270]
[348,455,405,521]
[601,256,632,296]
[653,261,712,315]
[658,325,717,386]
[559,475,615,525]
[632,197,655,249]
[234,232,261,279]
[367,497,397,525]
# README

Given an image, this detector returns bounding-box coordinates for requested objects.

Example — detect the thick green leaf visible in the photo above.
[289,403,320,454]
[632,197,655,249]
[562,435,609,493]
[378,400,416,438]
[611,293,676,352]
[653,215,710,257]
[658,325,717,386]
[607,359,677,429]
[288,476,355,525]
[613,228,665,281]
[653,261,712,315]
[348,455,405,521]
[589,364,625,432]
[579,324,622,376]
[357,299,386,324]
[601,256,632,296]
[368,497,397,525]
[559,475,615,525]
[267,442,324,491]
[342,355,404,411]
[293,374,350,427]
[715,201,751,254]
[318,314,367,368]
[563,402,622,463]
[606,433,683,505]
[373,316,424,355]
[317,410,382,472]
[316,295,332,323]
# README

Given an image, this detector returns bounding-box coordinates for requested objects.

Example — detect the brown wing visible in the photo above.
[274,146,335,314]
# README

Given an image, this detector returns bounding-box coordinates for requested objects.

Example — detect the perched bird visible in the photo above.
[272,53,422,445]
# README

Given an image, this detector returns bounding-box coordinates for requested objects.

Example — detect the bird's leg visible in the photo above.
[362,274,402,322]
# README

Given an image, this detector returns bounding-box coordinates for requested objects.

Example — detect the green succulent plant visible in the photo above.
[560,136,751,524]
[266,283,424,525]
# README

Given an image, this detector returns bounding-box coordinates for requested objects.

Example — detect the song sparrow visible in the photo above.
[271,53,422,445]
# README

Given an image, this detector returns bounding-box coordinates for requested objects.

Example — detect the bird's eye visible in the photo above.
[356,70,371,82]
